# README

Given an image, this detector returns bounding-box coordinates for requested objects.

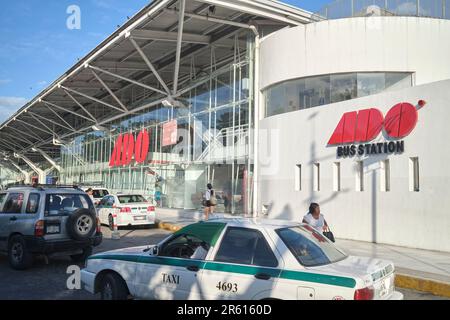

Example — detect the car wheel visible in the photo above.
[108,215,114,231]
[70,246,93,263]
[8,235,33,270]
[100,273,129,300]
[66,209,97,241]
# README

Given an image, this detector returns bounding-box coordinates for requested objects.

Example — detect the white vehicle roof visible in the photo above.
[204,217,300,230]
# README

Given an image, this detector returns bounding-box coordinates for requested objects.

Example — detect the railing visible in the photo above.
[197,124,249,162]
[312,0,450,21]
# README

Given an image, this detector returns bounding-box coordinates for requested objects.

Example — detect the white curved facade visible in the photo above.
[260,17,450,90]
[257,16,450,252]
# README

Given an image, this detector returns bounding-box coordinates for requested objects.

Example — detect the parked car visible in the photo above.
[81,218,403,300]
[82,187,110,205]
[0,185,102,270]
[97,194,156,230]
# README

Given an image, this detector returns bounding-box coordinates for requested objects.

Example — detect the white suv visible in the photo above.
[97,194,156,230]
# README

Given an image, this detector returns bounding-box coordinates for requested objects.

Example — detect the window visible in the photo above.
[215,227,278,267]
[409,157,420,192]
[356,161,364,192]
[160,234,209,260]
[358,73,385,98]
[3,193,25,214]
[380,160,390,192]
[92,189,109,199]
[303,75,330,109]
[26,193,40,214]
[313,163,320,192]
[264,72,413,117]
[330,73,357,103]
[106,196,115,207]
[276,226,347,267]
[98,197,108,207]
[45,194,94,216]
[0,193,6,208]
[333,162,341,192]
[118,195,147,204]
[295,165,302,191]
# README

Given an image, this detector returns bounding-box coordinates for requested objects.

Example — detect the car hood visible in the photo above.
[308,256,394,285]
[92,245,153,258]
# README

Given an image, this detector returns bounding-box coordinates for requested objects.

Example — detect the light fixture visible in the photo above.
[31,147,38,152]
[52,137,67,146]
[162,99,173,108]
[162,98,187,108]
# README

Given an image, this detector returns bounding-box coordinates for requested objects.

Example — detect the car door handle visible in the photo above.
[9,216,17,222]
[254,273,271,280]
[186,265,199,272]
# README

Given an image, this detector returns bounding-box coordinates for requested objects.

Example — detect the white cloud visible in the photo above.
[37,80,48,87]
[0,96,29,123]
[0,79,11,85]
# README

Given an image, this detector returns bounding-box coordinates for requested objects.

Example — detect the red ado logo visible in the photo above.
[109,129,150,167]
[328,102,422,146]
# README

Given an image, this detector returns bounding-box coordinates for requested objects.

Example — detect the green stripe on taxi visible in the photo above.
[88,254,356,288]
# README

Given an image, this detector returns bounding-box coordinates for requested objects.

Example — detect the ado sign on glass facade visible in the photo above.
[60,40,255,215]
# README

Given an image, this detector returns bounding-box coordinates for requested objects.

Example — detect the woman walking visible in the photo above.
[204,183,216,220]
[302,203,329,234]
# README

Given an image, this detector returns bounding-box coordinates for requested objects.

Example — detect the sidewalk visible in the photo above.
[155,208,450,298]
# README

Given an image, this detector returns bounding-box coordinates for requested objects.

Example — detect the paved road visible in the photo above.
[0,226,447,300]
[0,226,170,300]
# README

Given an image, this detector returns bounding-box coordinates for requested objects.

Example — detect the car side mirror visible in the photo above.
[152,246,159,256]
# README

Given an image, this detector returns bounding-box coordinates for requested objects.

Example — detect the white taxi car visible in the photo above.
[81,218,403,300]
[97,194,156,230]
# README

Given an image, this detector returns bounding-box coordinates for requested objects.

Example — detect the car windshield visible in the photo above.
[276,226,347,267]
[45,193,94,216]
[118,195,147,204]
[92,189,109,198]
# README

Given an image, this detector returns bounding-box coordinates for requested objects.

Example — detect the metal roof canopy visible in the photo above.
[0,0,312,168]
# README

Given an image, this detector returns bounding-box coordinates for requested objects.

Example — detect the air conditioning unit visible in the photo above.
[366,5,382,16]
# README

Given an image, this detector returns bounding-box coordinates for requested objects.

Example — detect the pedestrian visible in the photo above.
[204,183,216,220]
[154,181,162,207]
[86,188,95,204]
[302,203,329,234]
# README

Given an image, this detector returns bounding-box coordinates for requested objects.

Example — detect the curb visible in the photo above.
[395,274,450,298]
[156,220,183,233]
[156,219,450,298]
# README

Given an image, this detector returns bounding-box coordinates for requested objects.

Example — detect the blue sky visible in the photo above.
[0,0,329,123]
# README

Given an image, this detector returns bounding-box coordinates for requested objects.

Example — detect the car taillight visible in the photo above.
[120,207,131,213]
[96,217,101,233]
[354,286,374,300]
[35,220,45,237]
[147,206,155,212]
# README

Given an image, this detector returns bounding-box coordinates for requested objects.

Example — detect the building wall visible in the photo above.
[260,17,450,90]
[258,80,450,252]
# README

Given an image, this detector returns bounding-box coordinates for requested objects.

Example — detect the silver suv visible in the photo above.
[0,185,102,270]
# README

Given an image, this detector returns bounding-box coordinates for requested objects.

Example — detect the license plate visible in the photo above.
[140,210,147,214]
[46,225,60,234]
[134,216,146,221]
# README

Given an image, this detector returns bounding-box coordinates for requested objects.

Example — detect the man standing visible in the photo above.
[86,188,95,204]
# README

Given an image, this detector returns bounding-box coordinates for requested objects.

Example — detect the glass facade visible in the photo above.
[60,43,254,215]
[264,72,412,117]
